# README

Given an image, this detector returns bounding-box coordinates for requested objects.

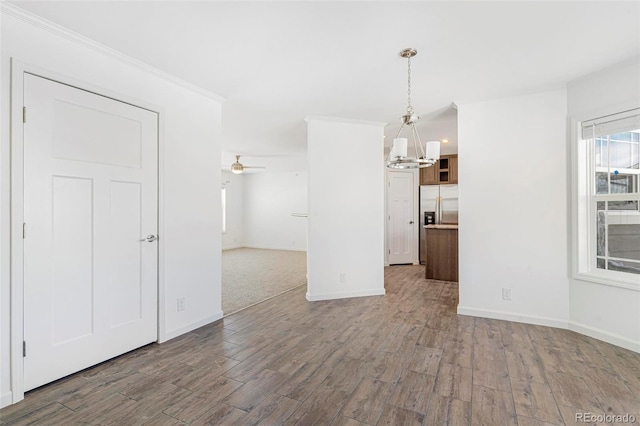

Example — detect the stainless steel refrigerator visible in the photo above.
[419,184,459,264]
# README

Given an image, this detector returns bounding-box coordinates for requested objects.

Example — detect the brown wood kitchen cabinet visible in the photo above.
[419,154,458,185]
[447,155,458,184]
[419,163,437,184]
[425,226,458,282]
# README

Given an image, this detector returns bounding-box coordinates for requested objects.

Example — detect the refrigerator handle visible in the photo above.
[435,196,441,224]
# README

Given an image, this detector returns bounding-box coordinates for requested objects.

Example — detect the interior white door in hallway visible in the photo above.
[387,171,416,265]
[23,74,159,391]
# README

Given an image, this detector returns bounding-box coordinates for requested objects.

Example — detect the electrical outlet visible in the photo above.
[502,288,512,301]
[339,273,346,283]
[177,297,186,311]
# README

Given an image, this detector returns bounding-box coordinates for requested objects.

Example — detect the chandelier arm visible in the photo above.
[412,124,426,157]
[394,122,406,139]
[410,124,420,160]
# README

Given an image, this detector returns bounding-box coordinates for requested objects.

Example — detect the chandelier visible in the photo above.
[386,48,440,169]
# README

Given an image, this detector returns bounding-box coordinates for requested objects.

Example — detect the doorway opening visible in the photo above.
[220,166,308,315]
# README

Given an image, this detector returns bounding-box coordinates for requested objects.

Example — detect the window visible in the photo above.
[574,108,640,287]
[221,187,227,234]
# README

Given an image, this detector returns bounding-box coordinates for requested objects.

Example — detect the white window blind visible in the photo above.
[581,108,640,139]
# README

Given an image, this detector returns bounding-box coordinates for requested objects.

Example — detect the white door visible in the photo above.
[23,74,158,391]
[388,171,416,264]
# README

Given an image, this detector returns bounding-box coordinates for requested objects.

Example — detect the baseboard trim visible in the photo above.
[569,321,640,353]
[456,306,569,329]
[1,391,13,408]
[457,306,640,354]
[160,311,223,343]
[306,288,385,302]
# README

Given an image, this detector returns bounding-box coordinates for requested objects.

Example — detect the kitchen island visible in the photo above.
[424,225,458,282]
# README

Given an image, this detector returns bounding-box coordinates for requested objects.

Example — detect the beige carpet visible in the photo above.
[222,248,307,315]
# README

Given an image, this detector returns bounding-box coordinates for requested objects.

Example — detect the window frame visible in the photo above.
[571,117,640,290]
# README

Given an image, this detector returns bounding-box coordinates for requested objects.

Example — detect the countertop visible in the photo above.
[424,224,459,230]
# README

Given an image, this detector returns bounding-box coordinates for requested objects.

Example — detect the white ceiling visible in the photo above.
[9,1,640,172]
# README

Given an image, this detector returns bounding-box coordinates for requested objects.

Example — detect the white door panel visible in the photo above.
[23,74,158,390]
[388,171,415,264]
[52,99,143,168]
[109,181,144,327]
[51,176,94,345]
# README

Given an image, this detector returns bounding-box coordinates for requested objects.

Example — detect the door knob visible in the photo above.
[142,234,158,242]
[409,221,414,224]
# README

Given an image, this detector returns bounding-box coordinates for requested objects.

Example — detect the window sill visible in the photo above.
[573,270,640,291]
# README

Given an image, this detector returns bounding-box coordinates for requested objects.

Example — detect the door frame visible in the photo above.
[385,169,419,265]
[9,60,165,404]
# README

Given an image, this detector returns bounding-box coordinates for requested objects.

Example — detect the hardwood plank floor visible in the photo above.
[2,265,639,425]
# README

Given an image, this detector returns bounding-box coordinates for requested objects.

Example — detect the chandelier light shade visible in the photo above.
[386,48,441,169]
[425,140,441,162]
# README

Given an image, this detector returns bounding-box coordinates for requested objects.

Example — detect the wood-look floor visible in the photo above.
[2,265,639,425]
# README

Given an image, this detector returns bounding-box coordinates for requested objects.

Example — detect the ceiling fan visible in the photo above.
[227,155,266,174]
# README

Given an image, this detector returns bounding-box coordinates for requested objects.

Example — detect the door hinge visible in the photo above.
[23,341,26,357]
[23,106,26,123]
[23,222,26,239]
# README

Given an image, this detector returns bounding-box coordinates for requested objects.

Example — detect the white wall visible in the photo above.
[243,171,308,251]
[567,58,640,122]
[457,89,570,327]
[306,117,385,301]
[567,59,640,351]
[1,7,223,406]
[222,171,244,250]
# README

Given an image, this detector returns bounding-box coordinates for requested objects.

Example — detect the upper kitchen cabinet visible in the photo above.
[419,162,438,184]
[440,155,458,184]
[420,154,458,185]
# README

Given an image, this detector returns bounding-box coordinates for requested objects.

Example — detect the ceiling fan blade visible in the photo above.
[242,165,266,169]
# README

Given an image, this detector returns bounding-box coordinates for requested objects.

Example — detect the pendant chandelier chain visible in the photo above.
[407,55,413,115]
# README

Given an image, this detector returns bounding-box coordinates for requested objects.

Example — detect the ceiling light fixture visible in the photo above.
[230,155,266,174]
[386,48,440,169]
[231,159,243,174]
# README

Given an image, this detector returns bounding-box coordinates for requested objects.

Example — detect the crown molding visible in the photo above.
[0,2,226,103]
